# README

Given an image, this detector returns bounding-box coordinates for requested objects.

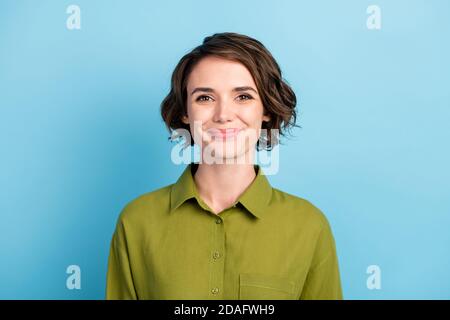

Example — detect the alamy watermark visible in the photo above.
[366,5,381,30]
[366,264,382,290]
[66,264,81,290]
[170,121,280,175]
[66,5,81,30]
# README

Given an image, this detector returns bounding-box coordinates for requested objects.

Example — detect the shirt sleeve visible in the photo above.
[105,217,138,300]
[300,216,343,300]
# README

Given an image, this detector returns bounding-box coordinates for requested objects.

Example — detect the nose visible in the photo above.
[213,99,234,123]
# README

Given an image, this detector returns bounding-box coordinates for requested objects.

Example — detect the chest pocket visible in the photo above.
[239,273,297,300]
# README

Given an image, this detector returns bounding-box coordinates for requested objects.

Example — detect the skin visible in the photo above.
[182,55,271,214]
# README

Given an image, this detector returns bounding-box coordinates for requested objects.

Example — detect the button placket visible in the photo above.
[209,216,225,299]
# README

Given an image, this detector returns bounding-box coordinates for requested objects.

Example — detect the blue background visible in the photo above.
[1,0,449,299]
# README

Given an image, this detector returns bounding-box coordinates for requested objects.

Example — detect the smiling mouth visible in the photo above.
[207,128,243,139]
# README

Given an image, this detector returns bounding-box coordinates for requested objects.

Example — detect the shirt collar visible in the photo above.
[170,163,272,219]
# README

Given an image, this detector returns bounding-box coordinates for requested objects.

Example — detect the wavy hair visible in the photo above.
[161,32,299,151]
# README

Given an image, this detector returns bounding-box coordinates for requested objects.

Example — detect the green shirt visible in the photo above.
[106,163,343,300]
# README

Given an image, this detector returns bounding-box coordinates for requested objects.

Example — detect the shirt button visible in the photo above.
[213,251,221,259]
[215,218,222,224]
[211,287,219,294]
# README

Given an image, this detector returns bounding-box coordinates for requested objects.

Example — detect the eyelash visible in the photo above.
[196,95,213,102]
[196,94,253,102]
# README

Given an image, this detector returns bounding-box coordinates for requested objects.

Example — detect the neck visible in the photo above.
[193,160,257,214]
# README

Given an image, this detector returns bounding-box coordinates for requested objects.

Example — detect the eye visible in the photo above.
[196,95,213,102]
[236,94,253,101]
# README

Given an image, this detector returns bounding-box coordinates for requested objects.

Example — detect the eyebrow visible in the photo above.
[190,86,258,96]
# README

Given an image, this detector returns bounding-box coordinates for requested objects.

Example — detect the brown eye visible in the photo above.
[237,94,253,101]
[196,95,213,102]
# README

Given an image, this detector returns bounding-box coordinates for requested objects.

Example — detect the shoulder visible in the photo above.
[270,187,331,231]
[115,184,173,227]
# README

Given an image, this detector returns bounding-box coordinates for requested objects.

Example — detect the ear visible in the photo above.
[262,114,271,122]
[181,114,189,125]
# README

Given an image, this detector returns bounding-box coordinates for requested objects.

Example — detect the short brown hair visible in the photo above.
[160,32,299,151]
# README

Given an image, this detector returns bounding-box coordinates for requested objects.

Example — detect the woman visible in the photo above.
[106,32,343,300]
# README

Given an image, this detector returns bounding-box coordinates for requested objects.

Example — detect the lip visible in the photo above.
[207,128,243,139]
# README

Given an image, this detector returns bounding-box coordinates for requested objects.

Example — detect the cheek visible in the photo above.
[188,105,213,123]
[187,106,212,144]
[240,105,265,128]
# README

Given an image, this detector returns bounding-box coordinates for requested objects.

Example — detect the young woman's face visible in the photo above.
[183,56,270,163]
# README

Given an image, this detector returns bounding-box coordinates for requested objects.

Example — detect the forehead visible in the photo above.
[187,56,256,90]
